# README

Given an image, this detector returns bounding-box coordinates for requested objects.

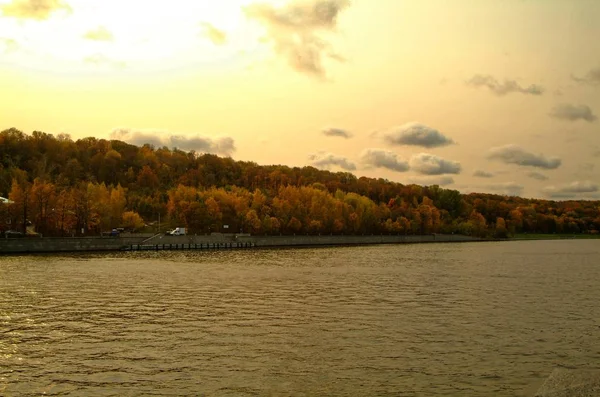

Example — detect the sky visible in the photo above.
[1,0,599,200]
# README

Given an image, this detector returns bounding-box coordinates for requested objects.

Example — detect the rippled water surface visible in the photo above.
[2,240,600,396]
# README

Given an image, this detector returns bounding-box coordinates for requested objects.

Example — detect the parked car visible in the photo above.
[101,229,120,237]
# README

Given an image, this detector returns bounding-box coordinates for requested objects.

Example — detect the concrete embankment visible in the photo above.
[0,234,151,254]
[128,233,480,251]
[0,233,482,255]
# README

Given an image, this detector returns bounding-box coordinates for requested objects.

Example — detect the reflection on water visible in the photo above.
[1,240,600,396]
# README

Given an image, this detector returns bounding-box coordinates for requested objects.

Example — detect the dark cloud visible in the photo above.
[572,67,600,86]
[244,0,350,78]
[83,27,114,41]
[359,149,409,172]
[200,22,227,45]
[549,104,597,122]
[467,74,544,96]
[381,122,455,148]
[487,144,561,169]
[527,171,549,181]
[1,0,71,20]
[406,175,455,186]
[486,182,524,196]
[111,128,236,156]
[473,170,494,178]
[308,151,356,170]
[322,127,352,139]
[542,181,599,199]
[409,153,461,175]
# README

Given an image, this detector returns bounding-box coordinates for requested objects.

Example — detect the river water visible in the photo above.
[1,240,600,396]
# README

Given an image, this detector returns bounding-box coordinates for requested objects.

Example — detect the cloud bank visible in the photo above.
[322,127,352,139]
[111,128,236,156]
[1,0,71,20]
[467,74,544,96]
[308,151,356,170]
[381,122,455,148]
[542,181,599,199]
[549,104,597,122]
[487,144,561,169]
[244,0,350,78]
[409,153,461,175]
[360,149,409,172]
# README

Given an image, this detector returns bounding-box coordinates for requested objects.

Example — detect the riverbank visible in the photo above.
[0,233,483,255]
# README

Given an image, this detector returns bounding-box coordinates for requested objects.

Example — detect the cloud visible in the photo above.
[83,27,113,41]
[308,151,356,170]
[0,37,18,53]
[572,67,600,86]
[359,149,409,172]
[542,181,599,199]
[322,127,352,139]
[409,153,461,175]
[473,170,494,178]
[381,122,455,148]
[200,22,227,45]
[549,104,597,122]
[1,0,71,20]
[466,74,544,96]
[84,54,126,69]
[406,175,455,186]
[487,144,561,169]
[110,128,236,156]
[527,171,549,181]
[244,0,350,78]
[485,182,524,196]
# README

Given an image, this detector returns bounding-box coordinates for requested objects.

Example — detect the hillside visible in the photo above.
[1,128,599,237]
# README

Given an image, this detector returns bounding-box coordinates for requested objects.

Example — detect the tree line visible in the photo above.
[1,128,599,237]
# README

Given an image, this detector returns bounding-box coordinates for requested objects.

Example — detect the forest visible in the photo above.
[1,128,599,238]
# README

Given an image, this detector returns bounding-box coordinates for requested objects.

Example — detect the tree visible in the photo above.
[122,211,145,232]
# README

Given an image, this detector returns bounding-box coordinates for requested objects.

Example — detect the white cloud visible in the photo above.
[308,151,356,170]
[110,128,236,156]
[83,27,114,41]
[473,170,494,178]
[322,127,352,139]
[572,67,600,86]
[485,182,524,196]
[406,175,455,186]
[487,144,561,169]
[549,104,597,123]
[542,181,599,199]
[1,0,71,20]
[467,74,544,96]
[359,149,409,172]
[244,0,350,78]
[381,122,455,148]
[409,153,461,175]
[200,22,227,45]
[527,171,549,181]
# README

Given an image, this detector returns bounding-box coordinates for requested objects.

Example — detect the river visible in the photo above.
[1,240,599,396]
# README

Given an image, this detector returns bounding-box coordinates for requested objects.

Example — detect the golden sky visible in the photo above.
[1,0,599,199]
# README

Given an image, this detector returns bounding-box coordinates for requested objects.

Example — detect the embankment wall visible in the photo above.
[1,233,481,255]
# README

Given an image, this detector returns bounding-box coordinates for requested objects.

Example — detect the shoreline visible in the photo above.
[1,233,484,255]
[1,233,595,255]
